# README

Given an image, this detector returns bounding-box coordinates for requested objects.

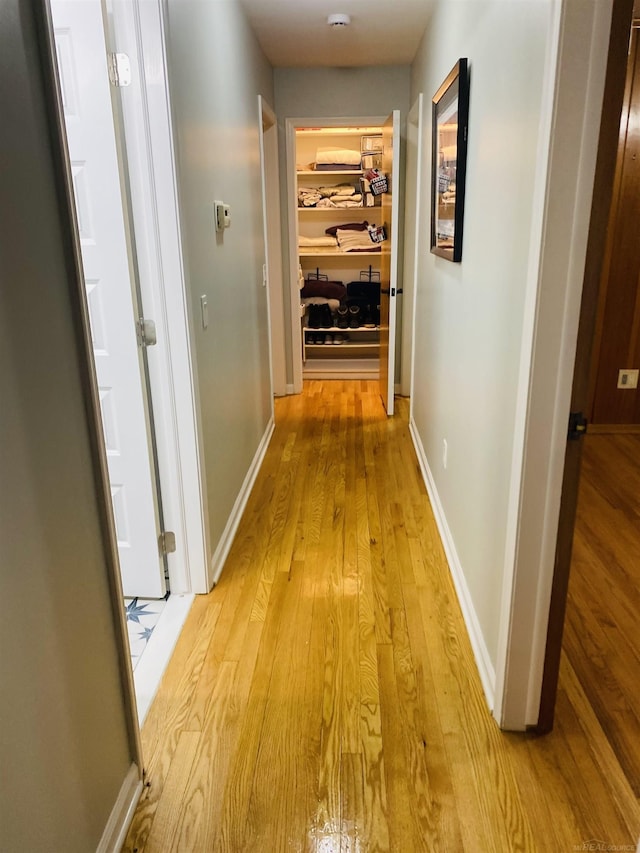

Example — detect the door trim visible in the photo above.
[493,0,622,729]
[536,0,635,733]
[406,93,424,409]
[259,95,285,401]
[109,0,211,593]
[284,115,387,395]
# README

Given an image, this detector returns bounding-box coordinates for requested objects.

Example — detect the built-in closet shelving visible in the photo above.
[295,126,385,379]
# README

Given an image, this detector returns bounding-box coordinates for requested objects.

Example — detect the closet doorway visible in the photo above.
[286,114,400,413]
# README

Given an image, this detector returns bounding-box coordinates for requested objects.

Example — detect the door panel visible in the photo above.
[379,110,401,415]
[51,0,165,598]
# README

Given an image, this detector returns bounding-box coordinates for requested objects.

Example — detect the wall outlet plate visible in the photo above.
[617,369,639,389]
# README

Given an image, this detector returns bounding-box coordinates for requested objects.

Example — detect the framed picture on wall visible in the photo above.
[430,58,470,262]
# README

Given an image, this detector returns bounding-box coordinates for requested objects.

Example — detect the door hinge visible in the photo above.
[159,531,176,555]
[137,318,157,347]
[568,411,588,441]
[108,53,131,88]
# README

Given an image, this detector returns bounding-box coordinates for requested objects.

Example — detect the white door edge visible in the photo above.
[259,95,284,404]
[109,0,211,594]
[493,0,613,729]
[385,109,401,415]
[407,94,424,418]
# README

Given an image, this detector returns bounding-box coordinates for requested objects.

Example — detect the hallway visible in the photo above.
[123,383,639,852]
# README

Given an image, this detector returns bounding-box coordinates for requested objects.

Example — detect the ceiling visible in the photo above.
[238,0,435,67]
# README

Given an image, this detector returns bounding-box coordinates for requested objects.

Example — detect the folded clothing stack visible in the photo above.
[335,228,378,252]
[298,235,338,249]
[314,147,362,171]
[298,183,363,209]
[300,279,346,300]
[323,220,379,253]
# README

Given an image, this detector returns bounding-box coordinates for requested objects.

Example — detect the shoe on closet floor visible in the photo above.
[320,304,333,328]
[348,305,361,328]
[324,333,334,344]
[308,305,321,329]
[336,305,349,329]
[332,333,344,345]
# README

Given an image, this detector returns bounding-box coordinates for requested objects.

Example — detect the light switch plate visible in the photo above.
[617,369,638,389]
[200,295,208,329]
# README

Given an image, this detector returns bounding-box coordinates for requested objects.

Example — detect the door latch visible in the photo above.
[158,531,176,555]
[567,411,588,441]
[137,318,157,347]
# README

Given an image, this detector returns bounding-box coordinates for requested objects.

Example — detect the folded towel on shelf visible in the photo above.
[319,183,357,198]
[298,235,339,248]
[325,221,369,236]
[314,163,360,171]
[315,147,361,166]
[300,280,346,300]
[316,195,363,209]
[336,228,377,252]
[301,296,341,312]
[298,189,323,207]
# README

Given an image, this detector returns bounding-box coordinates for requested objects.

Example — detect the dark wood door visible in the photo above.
[536,2,636,733]
[589,24,640,427]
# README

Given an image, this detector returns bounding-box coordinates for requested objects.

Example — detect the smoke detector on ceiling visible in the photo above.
[327,13,351,27]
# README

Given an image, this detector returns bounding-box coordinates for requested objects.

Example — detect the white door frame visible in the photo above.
[406,94,424,408]
[493,0,614,728]
[285,115,387,394]
[108,0,210,594]
[259,96,286,400]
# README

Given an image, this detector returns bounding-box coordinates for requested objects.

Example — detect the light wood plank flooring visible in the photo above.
[123,382,640,852]
[564,432,640,797]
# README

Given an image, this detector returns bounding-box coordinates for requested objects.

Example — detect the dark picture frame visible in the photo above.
[430,58,470,262]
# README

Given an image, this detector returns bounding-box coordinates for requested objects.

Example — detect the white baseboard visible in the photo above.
[133,593,195,725]
[96,762,143,853]
[210,416,275,584]
[286,383,295,395]
[409,417,496,710]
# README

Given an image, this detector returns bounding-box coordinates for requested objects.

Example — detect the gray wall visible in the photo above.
[274,66,411,384]
[0,3,136,849]
[409,0,552,669]
[164,0,275,563]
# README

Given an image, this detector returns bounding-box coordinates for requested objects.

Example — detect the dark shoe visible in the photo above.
[362,305,376,328]
[349,305,361,328]
[321,304,333,328]
[308,305,321,329]
[336,305,349,329]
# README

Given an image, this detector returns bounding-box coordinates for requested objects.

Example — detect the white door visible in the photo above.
[259,96,286,399]
[51,0,166,598]
[379,110,401,415]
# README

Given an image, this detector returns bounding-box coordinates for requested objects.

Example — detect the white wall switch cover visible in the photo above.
[617,368,638,389]
[200,295,208,329]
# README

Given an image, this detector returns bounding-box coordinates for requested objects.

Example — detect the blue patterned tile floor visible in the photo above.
[124,595,169,669]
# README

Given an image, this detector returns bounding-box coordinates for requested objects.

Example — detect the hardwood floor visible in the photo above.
[564,432,640,797]
[123,382,640,852]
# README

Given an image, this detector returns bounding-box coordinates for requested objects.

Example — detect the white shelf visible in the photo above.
[296,127,382,137]
[303,325,378,333]
[305,341,378,351]
[297,169,363,176]
[298,207,365,213]
[299,249,381,258]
